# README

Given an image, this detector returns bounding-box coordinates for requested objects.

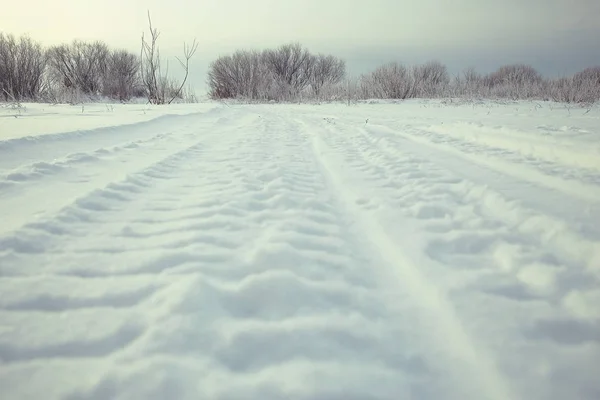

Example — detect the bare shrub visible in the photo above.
[571,66,600,103]
[47,40,109,96]
[207,55,236,99]
[102,49,140,101]
[309,54,346,98]
[368,62,415,99]
[0,33,46,101]
[545,68,600,105]
[574,66,600,85]
[208,50,273,100]
[208,44,347,102]
[490,64,542,85]
[483,64,543,99]
[547,76,578,103]
[411,61,449,97]
[452,67,484,98]
[462,67,483,97]
[263,43,314,98]
[357,61,450,100]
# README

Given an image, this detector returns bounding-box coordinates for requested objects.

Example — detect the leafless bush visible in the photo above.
[574,67,600,85]
[546,69,600,105]
[102,49,140,101]
[207,56,235,99]
[45,41,141,104]
[486,64,542,86]
[570,66,600,103]
[263,43,314,97]
[208,50,273,100]
[343,78,360,105]
[140,11,198,104]
[208,44,345,101]
[357,61,450,100]
[482,64,543,99]
[547,76,578,103]
[309,54,346,98]
[412,61,450,97]
[452,67,483,98]
[462,67,481,85]
[47,40,109,95]
[367,62,415,99]
[0,33,46,101]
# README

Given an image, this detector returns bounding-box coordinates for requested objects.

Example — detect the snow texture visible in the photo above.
[0,100,599,400]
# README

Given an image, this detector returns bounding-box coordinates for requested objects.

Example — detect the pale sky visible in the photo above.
[2,0,599,93]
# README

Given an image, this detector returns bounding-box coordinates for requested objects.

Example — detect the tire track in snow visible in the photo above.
[302,113,600,400]
[2,109,492,400]
[125,112,432,399]
[412,123,600,187]
[0,106,223,171]
[0,131,174,197]
[0,116,256,365]
[0,109,268,400]
[0,108,248,236]
[297,116,516,400]
[4,105,596,399]
[0,110,375,399]
[368,122,600,214]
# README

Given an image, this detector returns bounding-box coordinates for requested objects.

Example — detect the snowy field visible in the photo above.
[0,99,599,400]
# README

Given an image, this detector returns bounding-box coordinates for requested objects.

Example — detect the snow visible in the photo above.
[0,99,599,400]
[0,102,216,140]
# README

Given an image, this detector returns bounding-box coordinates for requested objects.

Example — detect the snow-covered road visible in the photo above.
[1,101,599,399]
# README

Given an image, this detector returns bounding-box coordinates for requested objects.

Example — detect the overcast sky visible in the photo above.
[2,0,599,92]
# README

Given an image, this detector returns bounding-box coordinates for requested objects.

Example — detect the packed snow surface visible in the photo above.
[1,100,599,400]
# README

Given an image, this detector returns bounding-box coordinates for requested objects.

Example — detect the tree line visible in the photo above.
[1,26,598,104]
[208,44,600,104]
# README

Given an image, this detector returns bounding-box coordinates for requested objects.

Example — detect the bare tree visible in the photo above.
[309,54,346,98]
[0,33,46,101]
[140,11,163,104]
[168,39,198,104]
[140,11,198,105]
